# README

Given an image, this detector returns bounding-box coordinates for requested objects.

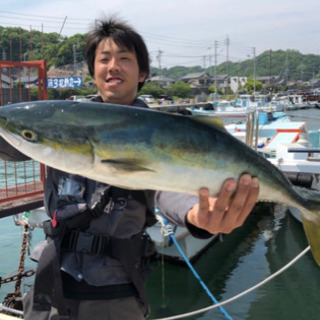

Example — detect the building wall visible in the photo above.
[229,76,247,93]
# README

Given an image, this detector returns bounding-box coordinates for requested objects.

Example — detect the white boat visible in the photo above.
[225,111,298,150]
[229,111,320,223]
[265,130,320,222]
[235,94,285,112]
[225,110,320,223]
[187,95,285,119]
[277,94,313,110]
[187,100,248,118]
[147,216,219,262]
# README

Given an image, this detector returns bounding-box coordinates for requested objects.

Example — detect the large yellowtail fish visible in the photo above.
[0,100,320,264]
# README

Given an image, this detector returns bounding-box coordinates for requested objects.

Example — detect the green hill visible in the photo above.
[1,26,320,81]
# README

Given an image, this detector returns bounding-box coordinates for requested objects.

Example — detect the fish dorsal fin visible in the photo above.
[191,116,226,130]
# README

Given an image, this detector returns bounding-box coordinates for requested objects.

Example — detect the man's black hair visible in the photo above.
[86,17,150,91]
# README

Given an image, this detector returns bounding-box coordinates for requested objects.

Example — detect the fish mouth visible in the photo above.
[0,126,22,148]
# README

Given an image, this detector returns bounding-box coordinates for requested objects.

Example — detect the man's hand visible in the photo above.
[186,174,259,234]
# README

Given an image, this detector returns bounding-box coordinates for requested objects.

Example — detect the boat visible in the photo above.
[234,94,285,112]
[187,94,285,120]
[228,110,320,223]
[0,313,20,320]
[225,111,298,150]
[265,130,320,222]
[187,100,248,118]
[227,112,319,180]
[147,213,219,263]
[224,109,320,223]
[277,94,314,110]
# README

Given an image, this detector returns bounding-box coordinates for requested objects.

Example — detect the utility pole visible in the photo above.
[214,41,218,97]
[252,47,256,94]
[203,55,206,69]
[226,35,230,94]
[156,49,163,78]
[269,49,272,85]
[226,35,229,77]
[237,63,240,94]
[73,43,78,73]
[300,63,304,81]
[283,51,289,83]
[208,51,212,76]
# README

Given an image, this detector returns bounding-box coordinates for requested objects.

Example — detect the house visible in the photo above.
[211,74,228,91]
[181,72,212,88]
[229,76,247,93]
[181,73,248,94]
[147,75,174,88]
[256,75,281,85]
[309,78,320,88]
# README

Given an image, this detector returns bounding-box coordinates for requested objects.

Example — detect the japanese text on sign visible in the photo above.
[46,77,83,89]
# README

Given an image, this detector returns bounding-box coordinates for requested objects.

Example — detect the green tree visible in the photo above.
[167,81,192,98]
[243,77,262,93]
[138,82,164,97]
[208,85,223,95]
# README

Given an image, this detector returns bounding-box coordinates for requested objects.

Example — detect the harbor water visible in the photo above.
[1,204,320,320]
[147,205,320,320]
[1,107,320,319]
[286,107,320,131]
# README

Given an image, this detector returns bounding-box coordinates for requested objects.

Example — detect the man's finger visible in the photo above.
[213,179,236,215]
[236,177,259,225]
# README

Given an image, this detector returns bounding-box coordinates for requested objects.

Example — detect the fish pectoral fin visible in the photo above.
[101,158,155,173]
[302,216,320,266]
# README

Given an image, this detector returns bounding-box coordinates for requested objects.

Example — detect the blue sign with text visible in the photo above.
[46,77,83,89]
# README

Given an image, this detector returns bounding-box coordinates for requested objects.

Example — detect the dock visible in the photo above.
[0,160,46,218]
[0,190,44,219]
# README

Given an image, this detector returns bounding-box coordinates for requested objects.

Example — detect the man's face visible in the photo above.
[93,38,146,105]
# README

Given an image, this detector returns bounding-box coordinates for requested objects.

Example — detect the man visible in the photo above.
[1,17,259,320]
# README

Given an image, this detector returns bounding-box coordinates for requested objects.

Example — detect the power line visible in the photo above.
[0,15,87,26]
[0,10,91,21]
[0,11,256,69]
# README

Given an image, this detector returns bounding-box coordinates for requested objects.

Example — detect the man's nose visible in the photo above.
[109,57,120,71]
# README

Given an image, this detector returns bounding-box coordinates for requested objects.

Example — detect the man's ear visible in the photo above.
[139,72,147,83]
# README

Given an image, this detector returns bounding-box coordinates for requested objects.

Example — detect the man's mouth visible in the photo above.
[106,77,123,85]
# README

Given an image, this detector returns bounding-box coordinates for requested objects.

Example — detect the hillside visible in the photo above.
[1,26,320,81]
[47,61,89,78]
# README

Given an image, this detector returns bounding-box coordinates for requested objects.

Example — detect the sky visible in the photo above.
[1,0,320,69]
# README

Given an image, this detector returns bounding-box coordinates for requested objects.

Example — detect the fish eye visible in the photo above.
[22,129,37,141]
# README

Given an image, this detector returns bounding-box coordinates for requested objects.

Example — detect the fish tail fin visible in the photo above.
[301,216,320,266]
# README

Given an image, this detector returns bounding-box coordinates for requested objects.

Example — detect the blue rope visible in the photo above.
[158,215,233,320]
